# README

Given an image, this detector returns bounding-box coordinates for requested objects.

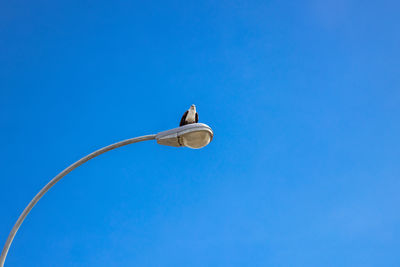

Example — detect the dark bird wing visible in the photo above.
[180,110,188,126]
[195,112,199,123]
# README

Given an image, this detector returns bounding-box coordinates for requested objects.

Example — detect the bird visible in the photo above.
[180,104,199,126]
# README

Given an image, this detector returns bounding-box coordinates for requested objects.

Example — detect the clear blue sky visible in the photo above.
[1,0,399,266]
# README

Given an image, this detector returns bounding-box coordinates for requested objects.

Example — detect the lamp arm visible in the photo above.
[0,134,156,267]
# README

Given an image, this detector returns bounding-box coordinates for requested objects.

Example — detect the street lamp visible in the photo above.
[0,123,213,267]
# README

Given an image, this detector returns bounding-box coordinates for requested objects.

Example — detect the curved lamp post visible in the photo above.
[0,123,213,266]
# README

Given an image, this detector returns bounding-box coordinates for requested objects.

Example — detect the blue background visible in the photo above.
[1,0,399,266]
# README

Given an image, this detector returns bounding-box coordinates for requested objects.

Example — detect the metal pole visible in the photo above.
[0,134,156,267]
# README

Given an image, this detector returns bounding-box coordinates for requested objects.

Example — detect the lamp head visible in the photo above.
[156,123,213,149]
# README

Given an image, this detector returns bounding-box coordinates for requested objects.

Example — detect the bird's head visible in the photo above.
[190,104,196,111]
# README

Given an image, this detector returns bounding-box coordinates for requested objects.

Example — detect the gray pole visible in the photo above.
[0,134,156,267]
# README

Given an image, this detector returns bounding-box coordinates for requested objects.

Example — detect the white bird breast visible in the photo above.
[186,108,196,122]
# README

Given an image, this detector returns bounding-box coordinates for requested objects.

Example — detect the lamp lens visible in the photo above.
[181,131,211,149]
